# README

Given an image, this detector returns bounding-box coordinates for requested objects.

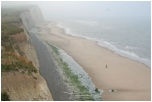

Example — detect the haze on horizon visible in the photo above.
[1,1,151,21]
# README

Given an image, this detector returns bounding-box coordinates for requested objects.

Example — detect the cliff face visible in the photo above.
[19,6,53,101]
[2,71,52,101]
[1,6,53,101]
[19,6,45,69]
[20,26,40,70]
[20,6,44,31]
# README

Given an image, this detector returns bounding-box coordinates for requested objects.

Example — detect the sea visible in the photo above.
[52,17,151,67]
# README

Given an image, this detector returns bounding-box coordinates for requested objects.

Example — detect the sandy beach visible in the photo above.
[37,22,151,101]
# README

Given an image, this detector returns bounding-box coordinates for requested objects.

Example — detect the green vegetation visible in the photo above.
[48,44,94,101]
[1,8,23,52]
[60,60,94,100]
[1,7,37,74]
[49,44,59,55]
[2,52,37,73]
[1,92,10,101]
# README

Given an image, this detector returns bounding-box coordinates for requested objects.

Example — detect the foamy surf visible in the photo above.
[55,21,151,68]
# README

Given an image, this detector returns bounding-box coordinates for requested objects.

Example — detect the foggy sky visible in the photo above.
[1,1,151,20]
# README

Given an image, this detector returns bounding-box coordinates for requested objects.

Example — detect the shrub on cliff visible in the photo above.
[1,92,10,101]
[1,52,37,73]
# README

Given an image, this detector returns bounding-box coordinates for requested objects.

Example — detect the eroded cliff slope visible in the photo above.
[1,6,53,101]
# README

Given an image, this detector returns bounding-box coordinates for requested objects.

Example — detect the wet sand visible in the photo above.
[37,22,151,101]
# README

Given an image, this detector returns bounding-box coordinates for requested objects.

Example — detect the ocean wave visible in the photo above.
[71,19,99,26]
[98,41,139,58]
[98,41,150,67]
[125,46,140,50]
[56,23,74,35]
[55,22,151,68]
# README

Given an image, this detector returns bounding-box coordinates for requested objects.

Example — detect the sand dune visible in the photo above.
[37,22,151,101]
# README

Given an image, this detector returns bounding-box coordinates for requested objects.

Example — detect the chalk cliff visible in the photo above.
[20,6,44,31]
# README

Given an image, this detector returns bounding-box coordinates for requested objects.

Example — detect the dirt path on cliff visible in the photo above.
[28,30,72,101]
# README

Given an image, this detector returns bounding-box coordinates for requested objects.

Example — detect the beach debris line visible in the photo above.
[109,89,116,92]
[95,88,100,93]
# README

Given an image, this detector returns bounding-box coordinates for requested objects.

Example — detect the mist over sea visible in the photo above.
[52,17,151,67]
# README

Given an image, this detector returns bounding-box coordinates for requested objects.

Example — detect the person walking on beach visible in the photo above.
[106,65,107,68]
